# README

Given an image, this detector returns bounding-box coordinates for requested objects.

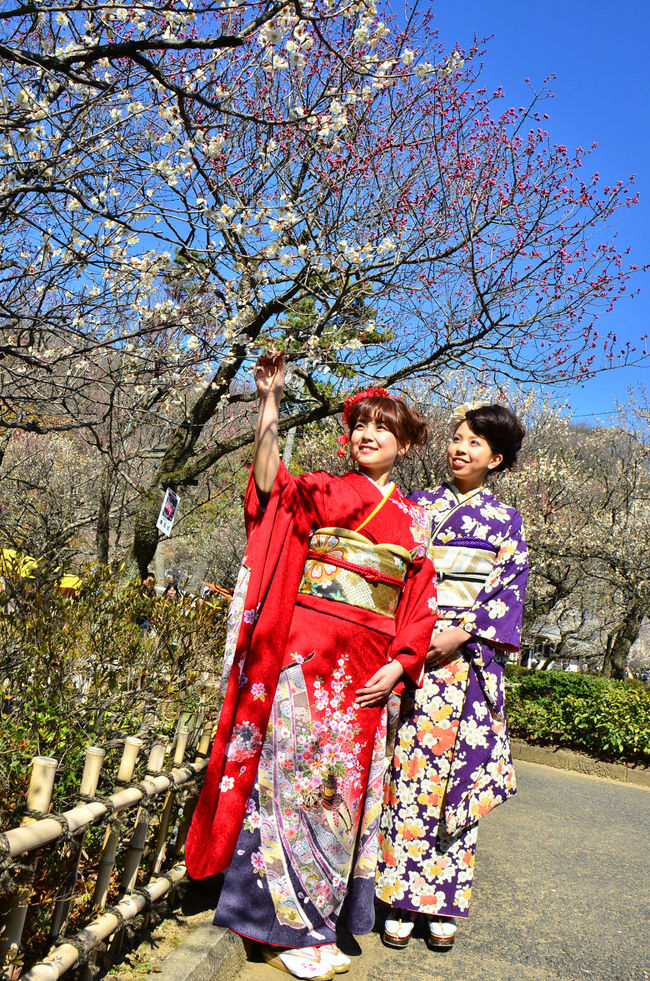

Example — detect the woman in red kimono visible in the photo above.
[185,355,437,980]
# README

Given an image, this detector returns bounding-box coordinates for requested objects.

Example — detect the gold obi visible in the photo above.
[428,543,496,609]
[298,527,413,619]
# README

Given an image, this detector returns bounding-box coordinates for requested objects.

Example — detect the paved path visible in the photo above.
[236,761,650,981]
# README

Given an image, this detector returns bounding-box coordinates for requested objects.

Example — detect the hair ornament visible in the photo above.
[342,387,392,426]
[449,400,490,427]
[336,433,349,457]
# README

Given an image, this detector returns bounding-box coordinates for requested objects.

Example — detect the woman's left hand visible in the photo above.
[426,627,472,667]
[355,660,404,707]
[254,351,286,401]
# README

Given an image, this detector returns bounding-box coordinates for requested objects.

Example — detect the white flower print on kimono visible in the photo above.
[376,482,528,920]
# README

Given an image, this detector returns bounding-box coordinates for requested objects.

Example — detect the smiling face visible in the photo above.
[349,417,407,485]
[447,420,503,492]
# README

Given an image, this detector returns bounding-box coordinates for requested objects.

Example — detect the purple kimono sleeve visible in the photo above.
[457,510,529,652]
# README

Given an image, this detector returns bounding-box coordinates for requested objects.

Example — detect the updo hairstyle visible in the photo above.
[347,395,428,450]
[461,404,525,473]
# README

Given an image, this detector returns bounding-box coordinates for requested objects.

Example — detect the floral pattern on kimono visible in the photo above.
[219,560,250,698]
[189,465,437,948]
[375,483,528,919]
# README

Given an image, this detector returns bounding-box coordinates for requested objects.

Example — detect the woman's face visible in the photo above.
[447,421,502,491]
[349,417,404,485]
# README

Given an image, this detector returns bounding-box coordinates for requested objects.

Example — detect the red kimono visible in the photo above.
[186,464,436,947]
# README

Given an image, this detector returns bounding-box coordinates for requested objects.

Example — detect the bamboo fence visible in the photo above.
[0,720,214,981]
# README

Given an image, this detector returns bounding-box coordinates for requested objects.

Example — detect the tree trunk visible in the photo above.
[123,488,164,581]
[95,469,113,564]
[602,606,642,679]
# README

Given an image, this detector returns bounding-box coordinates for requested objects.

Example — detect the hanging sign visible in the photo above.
[156,488,180,537]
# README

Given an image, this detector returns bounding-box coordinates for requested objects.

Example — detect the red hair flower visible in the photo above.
[341,387,392,426]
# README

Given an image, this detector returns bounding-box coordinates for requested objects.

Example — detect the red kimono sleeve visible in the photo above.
[387,552,437,688]
[185,463,327,879]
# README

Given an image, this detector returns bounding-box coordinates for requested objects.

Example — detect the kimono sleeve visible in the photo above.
[244,461,330,540]
[386,551,437,687]
[457,510,528,651]
[186,462,335,878]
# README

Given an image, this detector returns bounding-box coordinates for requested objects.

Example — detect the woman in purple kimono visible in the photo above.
[375,403,528,952]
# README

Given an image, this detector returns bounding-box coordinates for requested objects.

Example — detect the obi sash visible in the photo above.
[298,527,413,618]
[428,539,496,608]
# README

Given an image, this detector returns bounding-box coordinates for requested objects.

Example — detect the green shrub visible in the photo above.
[0,566,230,971]
[506,667,650,764]
[505,663,612,698]
[0,565,228,825]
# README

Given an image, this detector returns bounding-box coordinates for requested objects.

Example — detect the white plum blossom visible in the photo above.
[260,24,284,45]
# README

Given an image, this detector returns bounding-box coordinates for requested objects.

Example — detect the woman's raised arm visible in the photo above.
[253,353,286,495]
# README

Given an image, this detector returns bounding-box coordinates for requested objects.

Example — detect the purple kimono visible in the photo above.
[375,483,528,918]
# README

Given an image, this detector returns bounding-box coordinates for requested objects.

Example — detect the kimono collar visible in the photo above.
[447,481,484,503]
[360,472,395,497]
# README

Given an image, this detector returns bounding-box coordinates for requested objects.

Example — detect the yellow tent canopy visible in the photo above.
[0,547,82,591]
[0,547,40,577]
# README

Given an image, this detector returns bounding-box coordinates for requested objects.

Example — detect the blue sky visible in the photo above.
[430,0,650,421]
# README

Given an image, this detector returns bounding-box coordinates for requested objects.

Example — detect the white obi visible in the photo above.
[428,543,495,608]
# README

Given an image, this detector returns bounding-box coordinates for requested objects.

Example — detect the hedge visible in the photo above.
[504,666,650,764]
[0,568,229,965]
[0,566,228,827]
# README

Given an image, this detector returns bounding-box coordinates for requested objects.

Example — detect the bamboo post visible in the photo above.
[197,723,212,757]
[50,747,105,941]
[1,757,58,968]
[117,737,144,784]
[172,730,210,861]
[92,738,142,910]
[177,710,193,732]
[120,740,166,894]
[173,727,190,766]
[152,727,189,874]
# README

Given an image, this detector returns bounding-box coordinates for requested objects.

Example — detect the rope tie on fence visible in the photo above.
[156,870,181,890]
[102,905,128,934]
[78,791,116,818]
[159,766,197,788]
[21,808,76,847]
[133,887,154,913]
[175,787,190,808]
[0,830,20,894]
[0,865,37,900]
[53,932,96,966]
[117,779,157,799]
[0,830,10,866]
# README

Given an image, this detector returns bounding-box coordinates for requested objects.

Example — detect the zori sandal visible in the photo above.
[259,944,335,980]
[318,943,351,974]
[425,915,457,950]
[382,911,416,949]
